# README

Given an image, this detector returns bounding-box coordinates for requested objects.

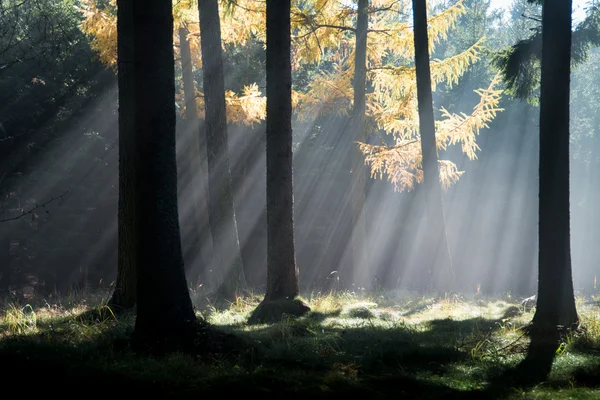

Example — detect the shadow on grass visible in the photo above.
[0,307,598,399]
[478,325,600,399]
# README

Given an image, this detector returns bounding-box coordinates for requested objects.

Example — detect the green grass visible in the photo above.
[1,289,599,398]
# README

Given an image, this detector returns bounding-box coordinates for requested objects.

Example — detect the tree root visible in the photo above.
[247,297,310,325]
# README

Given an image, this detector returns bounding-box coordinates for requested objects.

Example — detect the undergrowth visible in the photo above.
[1,289,599,398]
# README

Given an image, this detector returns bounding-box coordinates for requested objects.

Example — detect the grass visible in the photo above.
[1,289,599,398]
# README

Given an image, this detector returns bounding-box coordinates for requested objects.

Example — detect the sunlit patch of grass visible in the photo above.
[207,307,249,327]
[567,303,600,352]
[1,304,38,335]
[508,388,600,400]
[0,292,128,349]
[307,290,361,313]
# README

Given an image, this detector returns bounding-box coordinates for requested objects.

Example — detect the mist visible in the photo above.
[1,0,599,397]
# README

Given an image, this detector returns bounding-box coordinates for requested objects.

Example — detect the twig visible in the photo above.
[0,190,69,223]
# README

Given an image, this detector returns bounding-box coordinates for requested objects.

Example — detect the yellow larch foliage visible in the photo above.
[79,0,503,191]
[78,0,117,69]
[225,83,267,125]
[358,75,503,192]
[435,74,504,160]
[220,0,265,46]
[370,37,486,138]
[292,0,503,192]
[78,0,266,126]
[295,62,354,119]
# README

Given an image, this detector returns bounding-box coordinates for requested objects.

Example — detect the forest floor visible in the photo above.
[0,289,599,399]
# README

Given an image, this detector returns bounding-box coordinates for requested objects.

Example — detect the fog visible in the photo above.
[0,0,598,302]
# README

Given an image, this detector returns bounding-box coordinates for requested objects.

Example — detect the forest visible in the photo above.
[1,0,599,397]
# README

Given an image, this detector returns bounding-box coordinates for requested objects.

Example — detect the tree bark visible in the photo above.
[264,0,299,300]
[0,237,10,296]
[412,0,454,292]
[349,0,368,288]
[178,26,210,283]
[198,0,246,298]
[132,0,197,347]
[532,0,578,331]
[109,0,136,311]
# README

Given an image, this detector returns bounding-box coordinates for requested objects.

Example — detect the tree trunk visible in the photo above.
[412,0,454,293]
[349,0,368,288]
[532,0,578,331]
[179,26,210,283]
[264,0,299,301]
[247,0,311,323]
[0,237,10,296]
[109,0,136,311]
[198,0,246,299]
[132,0,197,348]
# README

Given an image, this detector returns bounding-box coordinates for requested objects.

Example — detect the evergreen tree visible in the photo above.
[249,0,309,323]
[532,0,578,334]
[178,25,207,282]
[198,0,246,298]
[108,0,136,311]
[131,0,197,351]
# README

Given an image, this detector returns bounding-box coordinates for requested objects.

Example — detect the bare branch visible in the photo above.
[0,190,69,223]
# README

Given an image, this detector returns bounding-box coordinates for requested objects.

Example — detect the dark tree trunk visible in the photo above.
[532,0,578,331]
[198,0,246,299]
[132,0,197,348]
[179,26,210,282]
[0,237,10,296]
[412,0,454,292]
[264,0,299,300]
[247,1,310,323]
[109,0,136,311]
[349,0,368,287]
[180,27,197,127]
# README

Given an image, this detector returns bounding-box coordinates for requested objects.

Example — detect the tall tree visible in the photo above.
[532,0,578,333]
[249,0,309,323]
[412,0,454,292]
[492,0,600,103]
[132,0,197,349]
[264,0,297,302]
[504,1,580,382]
[198,0,246,298]
[80,0,267,126]
[178,25,210,282]
[292,0,501,193]
[108,0,136,310]
[349,0,368,287]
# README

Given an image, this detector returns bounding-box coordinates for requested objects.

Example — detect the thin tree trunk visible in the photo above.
[179,26,210,283]
[264,0,299,301]
[198,0,246,299]
[532,0,578,331]
[132,0,197,348]
[349,0,368,288]
[412,0,454,293]
[109,0,136,310]
[0,237,10,296]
